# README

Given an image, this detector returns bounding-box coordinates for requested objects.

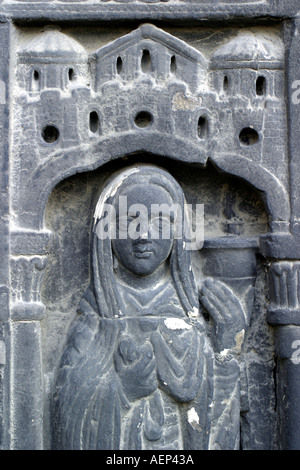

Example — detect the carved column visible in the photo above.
[267,261,300,449]
[0,20,11,450]
[9,230,51,449]
[257,18,300,450]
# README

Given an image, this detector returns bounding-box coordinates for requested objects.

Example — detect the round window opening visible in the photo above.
[239,127,259,146]
[134,111,153,128]
[42,125,60,144]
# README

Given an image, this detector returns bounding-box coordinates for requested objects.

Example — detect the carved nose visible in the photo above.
[137,225,151,241]
[135,235,151,243]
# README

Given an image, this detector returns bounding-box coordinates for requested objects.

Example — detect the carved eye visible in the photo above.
[117,216,134,233]
[118,216,128,231]
[150,216,173,237]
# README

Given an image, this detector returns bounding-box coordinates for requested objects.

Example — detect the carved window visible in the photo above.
[68,68,75,82]
[41,125,60,144]
[170,55,176,74]
[223,75,229,93]
[256,76,266,96]
[116,56,123,75]
[141,49,152,73]
[31,69,40,92]
[89,110,100,134]
[239,127,259,146]
[198,116,208,139]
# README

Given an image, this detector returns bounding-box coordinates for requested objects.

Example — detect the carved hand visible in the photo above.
[114,336,158,401]
[199,278,246,354]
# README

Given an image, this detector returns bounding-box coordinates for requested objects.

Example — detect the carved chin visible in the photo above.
[129,257,160,275]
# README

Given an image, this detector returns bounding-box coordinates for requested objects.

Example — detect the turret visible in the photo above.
[17,27,88,94]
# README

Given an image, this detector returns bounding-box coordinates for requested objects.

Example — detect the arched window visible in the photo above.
[256,76,266,96]
[141,49,152,73]
[68,68,75,81]
[170,55,176,74]
[223,75,229,93]
[89,111,100,134]
[32,69,40,91]
[116,56,123,75]
[198,116,208,139]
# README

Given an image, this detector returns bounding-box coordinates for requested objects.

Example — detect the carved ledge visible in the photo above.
[10,230,53,256]
[11,301,46,322]
[10,255,48,321]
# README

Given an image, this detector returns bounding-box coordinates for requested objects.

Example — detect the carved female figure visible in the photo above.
[52,164,247,450]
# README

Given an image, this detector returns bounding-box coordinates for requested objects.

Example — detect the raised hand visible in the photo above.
[199,278,247,354]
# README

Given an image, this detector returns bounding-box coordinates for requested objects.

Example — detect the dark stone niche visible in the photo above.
[42,157,273,450]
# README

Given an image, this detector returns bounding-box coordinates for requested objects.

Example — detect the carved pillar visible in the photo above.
[0,20,11,450]
[258,17,300,450]
[9,230,51,449]
[267,261,300,449]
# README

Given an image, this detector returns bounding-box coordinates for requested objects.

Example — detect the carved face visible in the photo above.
[112,183,175,276]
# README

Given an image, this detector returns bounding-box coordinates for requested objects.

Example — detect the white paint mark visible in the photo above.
[0,340,6,365]
[188,407,199,427]
[164,318,191,330]
[93,167,140,226]
[0,81,6,105]
[220,348,231,357]
[188,306,199,318]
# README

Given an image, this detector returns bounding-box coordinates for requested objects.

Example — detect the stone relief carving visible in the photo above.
[6,19,294,450]
[51,165,248,450]
[267,261,300,326]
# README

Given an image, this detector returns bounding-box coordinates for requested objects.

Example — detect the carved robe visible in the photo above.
[52,276,241,450]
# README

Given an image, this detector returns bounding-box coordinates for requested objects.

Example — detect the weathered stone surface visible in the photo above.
[1,0,300,451]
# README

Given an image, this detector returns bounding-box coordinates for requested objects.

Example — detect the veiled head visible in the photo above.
[91,164,201,320]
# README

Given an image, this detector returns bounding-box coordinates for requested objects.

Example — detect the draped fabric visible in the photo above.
[51,278,215,450]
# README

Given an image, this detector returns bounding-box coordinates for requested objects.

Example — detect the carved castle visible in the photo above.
[14,24,286,194]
